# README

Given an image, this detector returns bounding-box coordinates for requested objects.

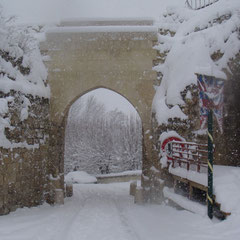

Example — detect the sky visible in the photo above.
[0,0,184,114]
[75,88,138,116]
[1,0,185,24]
[0,0,184,115]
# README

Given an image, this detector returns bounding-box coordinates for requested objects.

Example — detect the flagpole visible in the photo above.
[207,109,213,219]
[196,73,224,219]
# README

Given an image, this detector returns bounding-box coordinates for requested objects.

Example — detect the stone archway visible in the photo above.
[63,87,143,175]
[40,19,158,202]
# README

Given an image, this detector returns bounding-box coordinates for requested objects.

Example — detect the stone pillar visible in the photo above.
[130,181,137,196]
[134,186,144,204]
[141,120,160,203]
[46,121,65,204]
[54,189,64,205]
[65,183,73,197]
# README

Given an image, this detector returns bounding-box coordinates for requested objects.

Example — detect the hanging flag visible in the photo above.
[197,74,224,133]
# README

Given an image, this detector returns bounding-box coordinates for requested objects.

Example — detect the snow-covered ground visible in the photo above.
[0,182,240,240]
[169,165,240,213]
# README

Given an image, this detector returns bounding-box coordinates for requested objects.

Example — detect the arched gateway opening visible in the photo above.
[40,19,158,203]
[64,88,142,177]
[47,83,155,203]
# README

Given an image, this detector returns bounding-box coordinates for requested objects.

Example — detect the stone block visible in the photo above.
[54,189,64,204]
[0,197,3,208]
[3,155,12,165]
[0,175,3,185]
[0,206,10,215]
[134,187,144,204]
[26,138,34,145]
[50,178,62,189]
[7,171,16,184]
[129,181,137,196]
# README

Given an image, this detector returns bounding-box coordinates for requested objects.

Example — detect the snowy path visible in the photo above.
[0,182,239,240]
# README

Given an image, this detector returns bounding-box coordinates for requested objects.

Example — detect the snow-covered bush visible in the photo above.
[0,8,50,148]
[153,0,240,126]
[0,11,49,97]
[152,0,240,167]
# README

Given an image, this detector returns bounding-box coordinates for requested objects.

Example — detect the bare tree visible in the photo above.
[64,95,142,175]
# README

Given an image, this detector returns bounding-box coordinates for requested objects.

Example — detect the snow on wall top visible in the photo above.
[47,18,157,34]
[152,0,240,125]
[59,18,155,26]
[47,25,158,34]
[0,12,50,99]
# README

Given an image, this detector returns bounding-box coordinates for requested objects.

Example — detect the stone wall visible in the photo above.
[222,55,240,166]
[0,91,49,215]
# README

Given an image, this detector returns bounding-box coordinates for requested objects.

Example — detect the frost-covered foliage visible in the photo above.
[0,9,49,98]
[0,9,49,148]
[152,0,240,125]
[64,96,142,175]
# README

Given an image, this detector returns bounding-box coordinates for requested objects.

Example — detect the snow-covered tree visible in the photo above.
[0,7,49,148]
[0,7,49,98]
[64,96,142,175]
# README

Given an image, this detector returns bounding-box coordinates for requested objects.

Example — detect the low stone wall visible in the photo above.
[97,174,141,184]
[0,91,49,215]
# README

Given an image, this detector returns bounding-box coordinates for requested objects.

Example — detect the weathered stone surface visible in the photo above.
[129,181,137,196]
[134,187,144,204]
[0,91,49,215]
[65,183,73,198]
[221,54,240,166]
[54,189,64,205]
[40,20,158,200]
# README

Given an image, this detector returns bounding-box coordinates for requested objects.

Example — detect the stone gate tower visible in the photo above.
[40,19,158,202]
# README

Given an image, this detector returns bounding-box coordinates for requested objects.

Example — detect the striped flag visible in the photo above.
[197,74,224,133]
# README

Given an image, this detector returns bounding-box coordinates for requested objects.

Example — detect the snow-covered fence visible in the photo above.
[185,0,219,10]
[168,141,208,173]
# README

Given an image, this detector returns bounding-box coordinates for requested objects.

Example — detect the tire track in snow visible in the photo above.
[50,187,92,240]
[64,185,133,240]
[113,197,143,240]
[55,183,141,240]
